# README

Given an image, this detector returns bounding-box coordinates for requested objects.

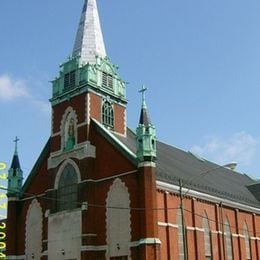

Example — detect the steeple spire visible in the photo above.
[73,0,106,64]
[139,85,151,126]
[136,86,156,162]
[8,137,23,197]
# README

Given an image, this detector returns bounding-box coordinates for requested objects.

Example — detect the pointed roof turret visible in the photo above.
[73,0,107,64]
[8,137,23,197]
[139,85,152,126]
[136,86,156,162]
[10,137,21,171]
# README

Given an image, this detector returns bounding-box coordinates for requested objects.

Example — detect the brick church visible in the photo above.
[6,0,260,259]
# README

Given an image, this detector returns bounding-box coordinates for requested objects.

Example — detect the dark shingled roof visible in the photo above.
[10,154,21,170]
[139,107,151,126]
[115,129,260,208]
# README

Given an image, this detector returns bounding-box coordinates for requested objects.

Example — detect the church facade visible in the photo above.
[6,0,260,259]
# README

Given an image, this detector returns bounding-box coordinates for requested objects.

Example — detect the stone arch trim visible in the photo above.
[25,199,43,259]
[60,106,79,150]
[106,178,131,259]
[54,159,81,189]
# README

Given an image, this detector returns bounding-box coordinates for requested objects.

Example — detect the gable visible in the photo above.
[89,120,137,180]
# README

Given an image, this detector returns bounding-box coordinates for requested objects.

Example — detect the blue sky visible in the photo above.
[1,0,260,180]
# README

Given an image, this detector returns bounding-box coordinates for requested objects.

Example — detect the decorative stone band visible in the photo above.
[80,238,161,252]
[186,226,204,232]
[138,162,156,168]
[232,233,246,238]
[138,238,161,245]
[211,230,224,235]
[250,236,260,241]
[48,141,96,169]
[82,233,98,238]
[6,256,26,260]
[81,245,108,252]
[51,131,61,137]
[8,197,19,202]
[158,221,178,228]
[232,234,245,238]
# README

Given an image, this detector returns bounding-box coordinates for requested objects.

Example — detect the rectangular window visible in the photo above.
[64,70,76,89]
[102,72,113,89]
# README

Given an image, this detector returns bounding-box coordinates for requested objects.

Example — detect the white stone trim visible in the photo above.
[232,233,245,238]
[51,131,61,137]
[6,256,26,260]
[250,236,260,241]
[82,233,97,237]
[211,230,223,235]
[54,159,81,189]
[81,202,88,210]
[8,197,19,202]
[124,108,127,136]
[139,238,161,245]
[81,245,108,251]
[86,93,90,124]
[158,221,178,228]
[48,141,96,169]
[138,162,156,168]
[77,122,88,128]
[186,226,204,232]
[92,118,137,160]
[156,180,260,214]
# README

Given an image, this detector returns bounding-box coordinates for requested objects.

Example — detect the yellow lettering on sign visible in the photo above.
[0,242,6,250]
[0,163,6,171]
[0,223,6,229]
[0,252,6,257]
[0,203,7,209]
[0,173,6,180]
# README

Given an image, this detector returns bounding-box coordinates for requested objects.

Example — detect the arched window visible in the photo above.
[25,199,42,259]
[243,222,251,260]
[106,179,131,259]
[102,101,114,128]
[57,164,78,211]
[224,218,233,260]
[177,209,184,259]
[202,214,212,259]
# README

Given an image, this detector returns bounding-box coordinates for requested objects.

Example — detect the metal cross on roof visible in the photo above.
[139,85,148,106]
[13,136,19,154]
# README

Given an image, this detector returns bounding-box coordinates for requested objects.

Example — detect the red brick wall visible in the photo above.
[89,92,101,122]
[156,189,260,260]
[52,93,86,134]
[114,103,126,135]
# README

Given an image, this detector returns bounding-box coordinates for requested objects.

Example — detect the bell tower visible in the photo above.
[49,0,127,155]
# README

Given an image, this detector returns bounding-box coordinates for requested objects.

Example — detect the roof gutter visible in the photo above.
[157,180,260,214]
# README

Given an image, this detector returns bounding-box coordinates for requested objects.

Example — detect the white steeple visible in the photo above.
[73,0,107,64]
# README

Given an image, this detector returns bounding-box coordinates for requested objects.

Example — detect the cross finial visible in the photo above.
[13,136,19,154]
[139,85,148,107]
